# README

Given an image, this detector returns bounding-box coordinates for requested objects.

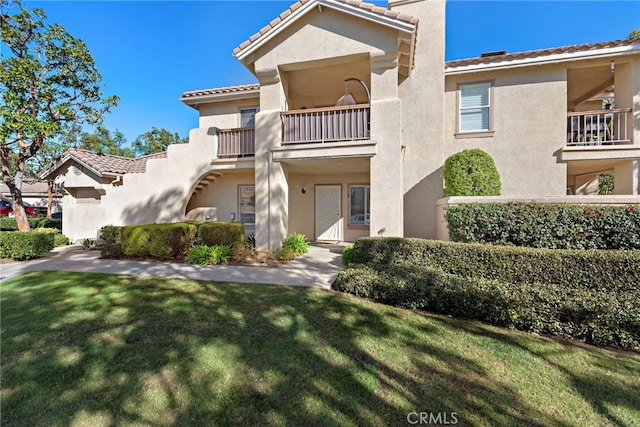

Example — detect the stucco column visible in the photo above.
[613,161,639,195]
[254,70,289,250]
[369,54,403,237]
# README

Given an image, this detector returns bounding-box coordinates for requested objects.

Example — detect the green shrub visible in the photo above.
[99,224,121,244]
[0,216,61,231]
[335,237,640,348]
[197,222,245,250]
[82,239,97,250]
[445,203,640,250]
[281,233,309,256]
[598,172,615,195]
[244,232,256,249]
[32,227,59,234]
[275,246,296,262]
[341,244,354,265]
[0,231,55,260]
[53,234,69,247]
[121,223,197,260]
[186,245,233,265]
[443,149,501,196]
[333,263,640,348]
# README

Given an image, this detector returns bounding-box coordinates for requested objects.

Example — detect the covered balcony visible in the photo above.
[281,104,370,144]
[566,108,632,146]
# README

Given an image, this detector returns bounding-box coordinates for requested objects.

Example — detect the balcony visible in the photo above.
[217,128,255,158]
[566,108,632,146]
[281,105,370,145]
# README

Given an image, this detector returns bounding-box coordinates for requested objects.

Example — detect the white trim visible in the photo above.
[446,44,640,75]
[235,0,415,62]
[180,89,260,106]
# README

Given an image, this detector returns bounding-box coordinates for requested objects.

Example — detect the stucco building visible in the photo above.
[42,0,640,247]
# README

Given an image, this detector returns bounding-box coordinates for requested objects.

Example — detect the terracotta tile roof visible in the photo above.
[41,148,167,178]
[446,38,638,69]
[181,83,260,99]
[233,0,418,56]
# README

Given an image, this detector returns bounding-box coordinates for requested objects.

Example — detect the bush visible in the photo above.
[275,246,296,262]
[53,234,69,247]
[334,237,640,348]
[445,203,640,250]
[244,232,256,249]
[197,222,245,250]
[598,172,615,195]
[341,244,354,265]
[186,245,233,265]
[0,231,55,260]
[443,149,501,196]
[121,223,197,260]
[99,224,121,244]
[333,263,640,348]
[0,216,62,231]
[281,233,309,256]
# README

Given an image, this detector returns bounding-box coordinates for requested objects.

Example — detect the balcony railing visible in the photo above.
[281,104,370,144]
[217,127,255,158]
[566,108,632,146]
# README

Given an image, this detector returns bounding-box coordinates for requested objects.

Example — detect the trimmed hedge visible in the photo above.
[334,237,640,348]
[0,216,62,231]
[333,263,640,348]
[197,222,245,249]
[445,203,640,250]
[443,149,501,196]
[350,238,640,292]
[0,231,55,260]
[120,223,197,260]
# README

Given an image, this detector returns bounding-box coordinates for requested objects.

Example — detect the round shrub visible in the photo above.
[341,244,354,265]
[443,149,501,196]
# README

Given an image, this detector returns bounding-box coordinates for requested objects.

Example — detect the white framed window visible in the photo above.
[349,185,370,226]
[459,82,491,132]
[240,108,259,128]
[239,185,255,224]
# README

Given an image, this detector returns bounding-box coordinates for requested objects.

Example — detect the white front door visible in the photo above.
[315,185,342,241]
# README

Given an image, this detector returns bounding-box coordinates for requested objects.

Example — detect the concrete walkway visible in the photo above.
[0,243,346,289]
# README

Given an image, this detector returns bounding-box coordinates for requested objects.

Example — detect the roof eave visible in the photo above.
[445,44,640,75]
[179,88,261,107]
[234,0,416,63]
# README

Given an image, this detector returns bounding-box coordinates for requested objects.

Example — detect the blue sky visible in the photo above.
[21,0,640,147]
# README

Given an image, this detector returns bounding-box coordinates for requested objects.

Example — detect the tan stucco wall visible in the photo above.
[198,99,260,130]
[288,171,370,242]
[186,169,255,224]
[444,66,568,196]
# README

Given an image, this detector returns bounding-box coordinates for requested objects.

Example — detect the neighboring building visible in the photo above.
[41,0,640,246]
[0,180,62,213]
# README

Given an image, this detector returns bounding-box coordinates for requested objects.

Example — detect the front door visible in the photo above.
[315,185,342,241]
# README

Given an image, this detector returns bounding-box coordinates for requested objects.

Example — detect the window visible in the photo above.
[239,185,255,224]
[459,82,491,132]
[349,185,370,226]
[240,108,259,128]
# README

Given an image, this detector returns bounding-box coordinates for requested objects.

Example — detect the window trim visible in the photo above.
[456,80,494,136]
[348,184,370,228]
[238,184,255,225]
[239,107,259,128]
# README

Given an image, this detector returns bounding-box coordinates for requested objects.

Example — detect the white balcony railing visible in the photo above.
[217,128,255,158]
[281,104,370,144]
[566,108,632,146]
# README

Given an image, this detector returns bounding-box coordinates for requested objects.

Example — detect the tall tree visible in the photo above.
[133,127,187,156]
[78,126,134,157]
[0,0,118,231]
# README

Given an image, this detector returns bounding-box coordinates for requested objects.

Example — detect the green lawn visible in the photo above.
[1,271,639,426]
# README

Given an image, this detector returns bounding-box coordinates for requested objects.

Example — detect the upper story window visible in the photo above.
[240,108,259,128]
[458,82,491,133]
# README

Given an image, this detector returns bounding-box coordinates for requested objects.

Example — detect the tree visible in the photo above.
[629,29,640,40]
[0,1,118,231]
[132,127,187,156]
[443,149,501,197]
[78,126,134,157]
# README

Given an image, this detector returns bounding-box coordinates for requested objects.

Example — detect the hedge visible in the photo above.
[333,263,640,348]
[334,237,640,348]
[0,231,55,260]
[120,223,198,260]
[445,203,640,250]
[350,238,640,292]
[443,149,501,196]
[197,222,245,249]
[0,216,62,231]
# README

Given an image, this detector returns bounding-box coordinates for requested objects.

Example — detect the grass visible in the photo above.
[1,271,639,426]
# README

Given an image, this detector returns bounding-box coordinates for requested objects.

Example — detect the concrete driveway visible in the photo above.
[0,243,346,289]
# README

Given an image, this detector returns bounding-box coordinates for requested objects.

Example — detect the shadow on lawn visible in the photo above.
[1,271,619,426]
